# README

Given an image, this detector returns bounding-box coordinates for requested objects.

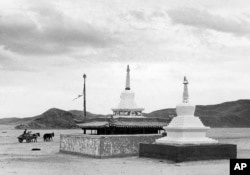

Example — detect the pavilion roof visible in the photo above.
[77,117,170,129]
[77,121,109,129]
[112,122,165,128]
[111,108,144,112]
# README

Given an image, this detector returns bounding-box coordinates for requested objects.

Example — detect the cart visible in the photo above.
[17,133,33,143]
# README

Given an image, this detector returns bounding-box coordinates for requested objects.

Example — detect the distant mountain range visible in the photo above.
[145,99,250,127]
[0,99,250,129]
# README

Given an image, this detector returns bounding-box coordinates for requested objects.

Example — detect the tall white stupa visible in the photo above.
[156,76,218,144]
[139,76,236,162]
[112,65,145,118]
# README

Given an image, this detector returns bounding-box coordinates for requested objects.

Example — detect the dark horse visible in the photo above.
[43,132,54,142]
[31,133,40,142]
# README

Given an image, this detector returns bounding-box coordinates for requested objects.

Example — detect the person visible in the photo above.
[23,129,27,135]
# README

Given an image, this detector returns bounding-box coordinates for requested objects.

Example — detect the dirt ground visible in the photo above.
[1,126,250,175]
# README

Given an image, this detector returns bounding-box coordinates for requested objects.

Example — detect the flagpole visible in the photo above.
[83,74,86,119]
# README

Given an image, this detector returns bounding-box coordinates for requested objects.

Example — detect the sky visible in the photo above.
[0,0,250,118]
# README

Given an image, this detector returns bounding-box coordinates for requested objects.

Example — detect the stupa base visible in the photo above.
[139,143,237,162]
[60,134,162,158]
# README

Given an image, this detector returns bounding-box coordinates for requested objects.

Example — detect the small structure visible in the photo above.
[139,76,237,162]
[77,65,170,135]
[60,65,170,158]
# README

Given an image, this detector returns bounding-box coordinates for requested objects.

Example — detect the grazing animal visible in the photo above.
[43,132,54,142]
[31,133,40,142]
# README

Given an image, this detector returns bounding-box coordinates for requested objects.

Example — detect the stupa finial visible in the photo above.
[125,65,130,90]
[183,76,189,103]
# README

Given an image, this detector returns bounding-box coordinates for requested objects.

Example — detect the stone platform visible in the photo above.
[139,143,237,162]
[60,134,162,158]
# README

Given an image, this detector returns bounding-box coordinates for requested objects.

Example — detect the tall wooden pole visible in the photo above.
[83,74,87,118]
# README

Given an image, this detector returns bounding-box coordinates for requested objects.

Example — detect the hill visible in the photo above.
[1,99,250,129]
[14,108,78,129]
[1,109,108,129]
[144,108,176,118]
[145,99,250,127]
[68,110,108,120]
[0,116,39,125]
[196,99,250,127]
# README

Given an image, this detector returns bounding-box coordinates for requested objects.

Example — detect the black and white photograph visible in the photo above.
[0,0,250,174]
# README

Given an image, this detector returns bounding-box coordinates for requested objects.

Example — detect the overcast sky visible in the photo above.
[0,0,250,118]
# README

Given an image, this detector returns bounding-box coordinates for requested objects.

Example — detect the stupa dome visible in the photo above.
[117,90,138,109]
[176,103,195,116]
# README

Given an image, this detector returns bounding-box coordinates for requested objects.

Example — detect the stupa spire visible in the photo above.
[125,65,130,90]
[183,76,189,103]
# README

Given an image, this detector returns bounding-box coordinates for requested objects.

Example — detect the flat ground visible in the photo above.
[0,125,250,175]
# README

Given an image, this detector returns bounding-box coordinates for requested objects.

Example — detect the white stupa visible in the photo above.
[156,76,218,144]
[111,65,145,118]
